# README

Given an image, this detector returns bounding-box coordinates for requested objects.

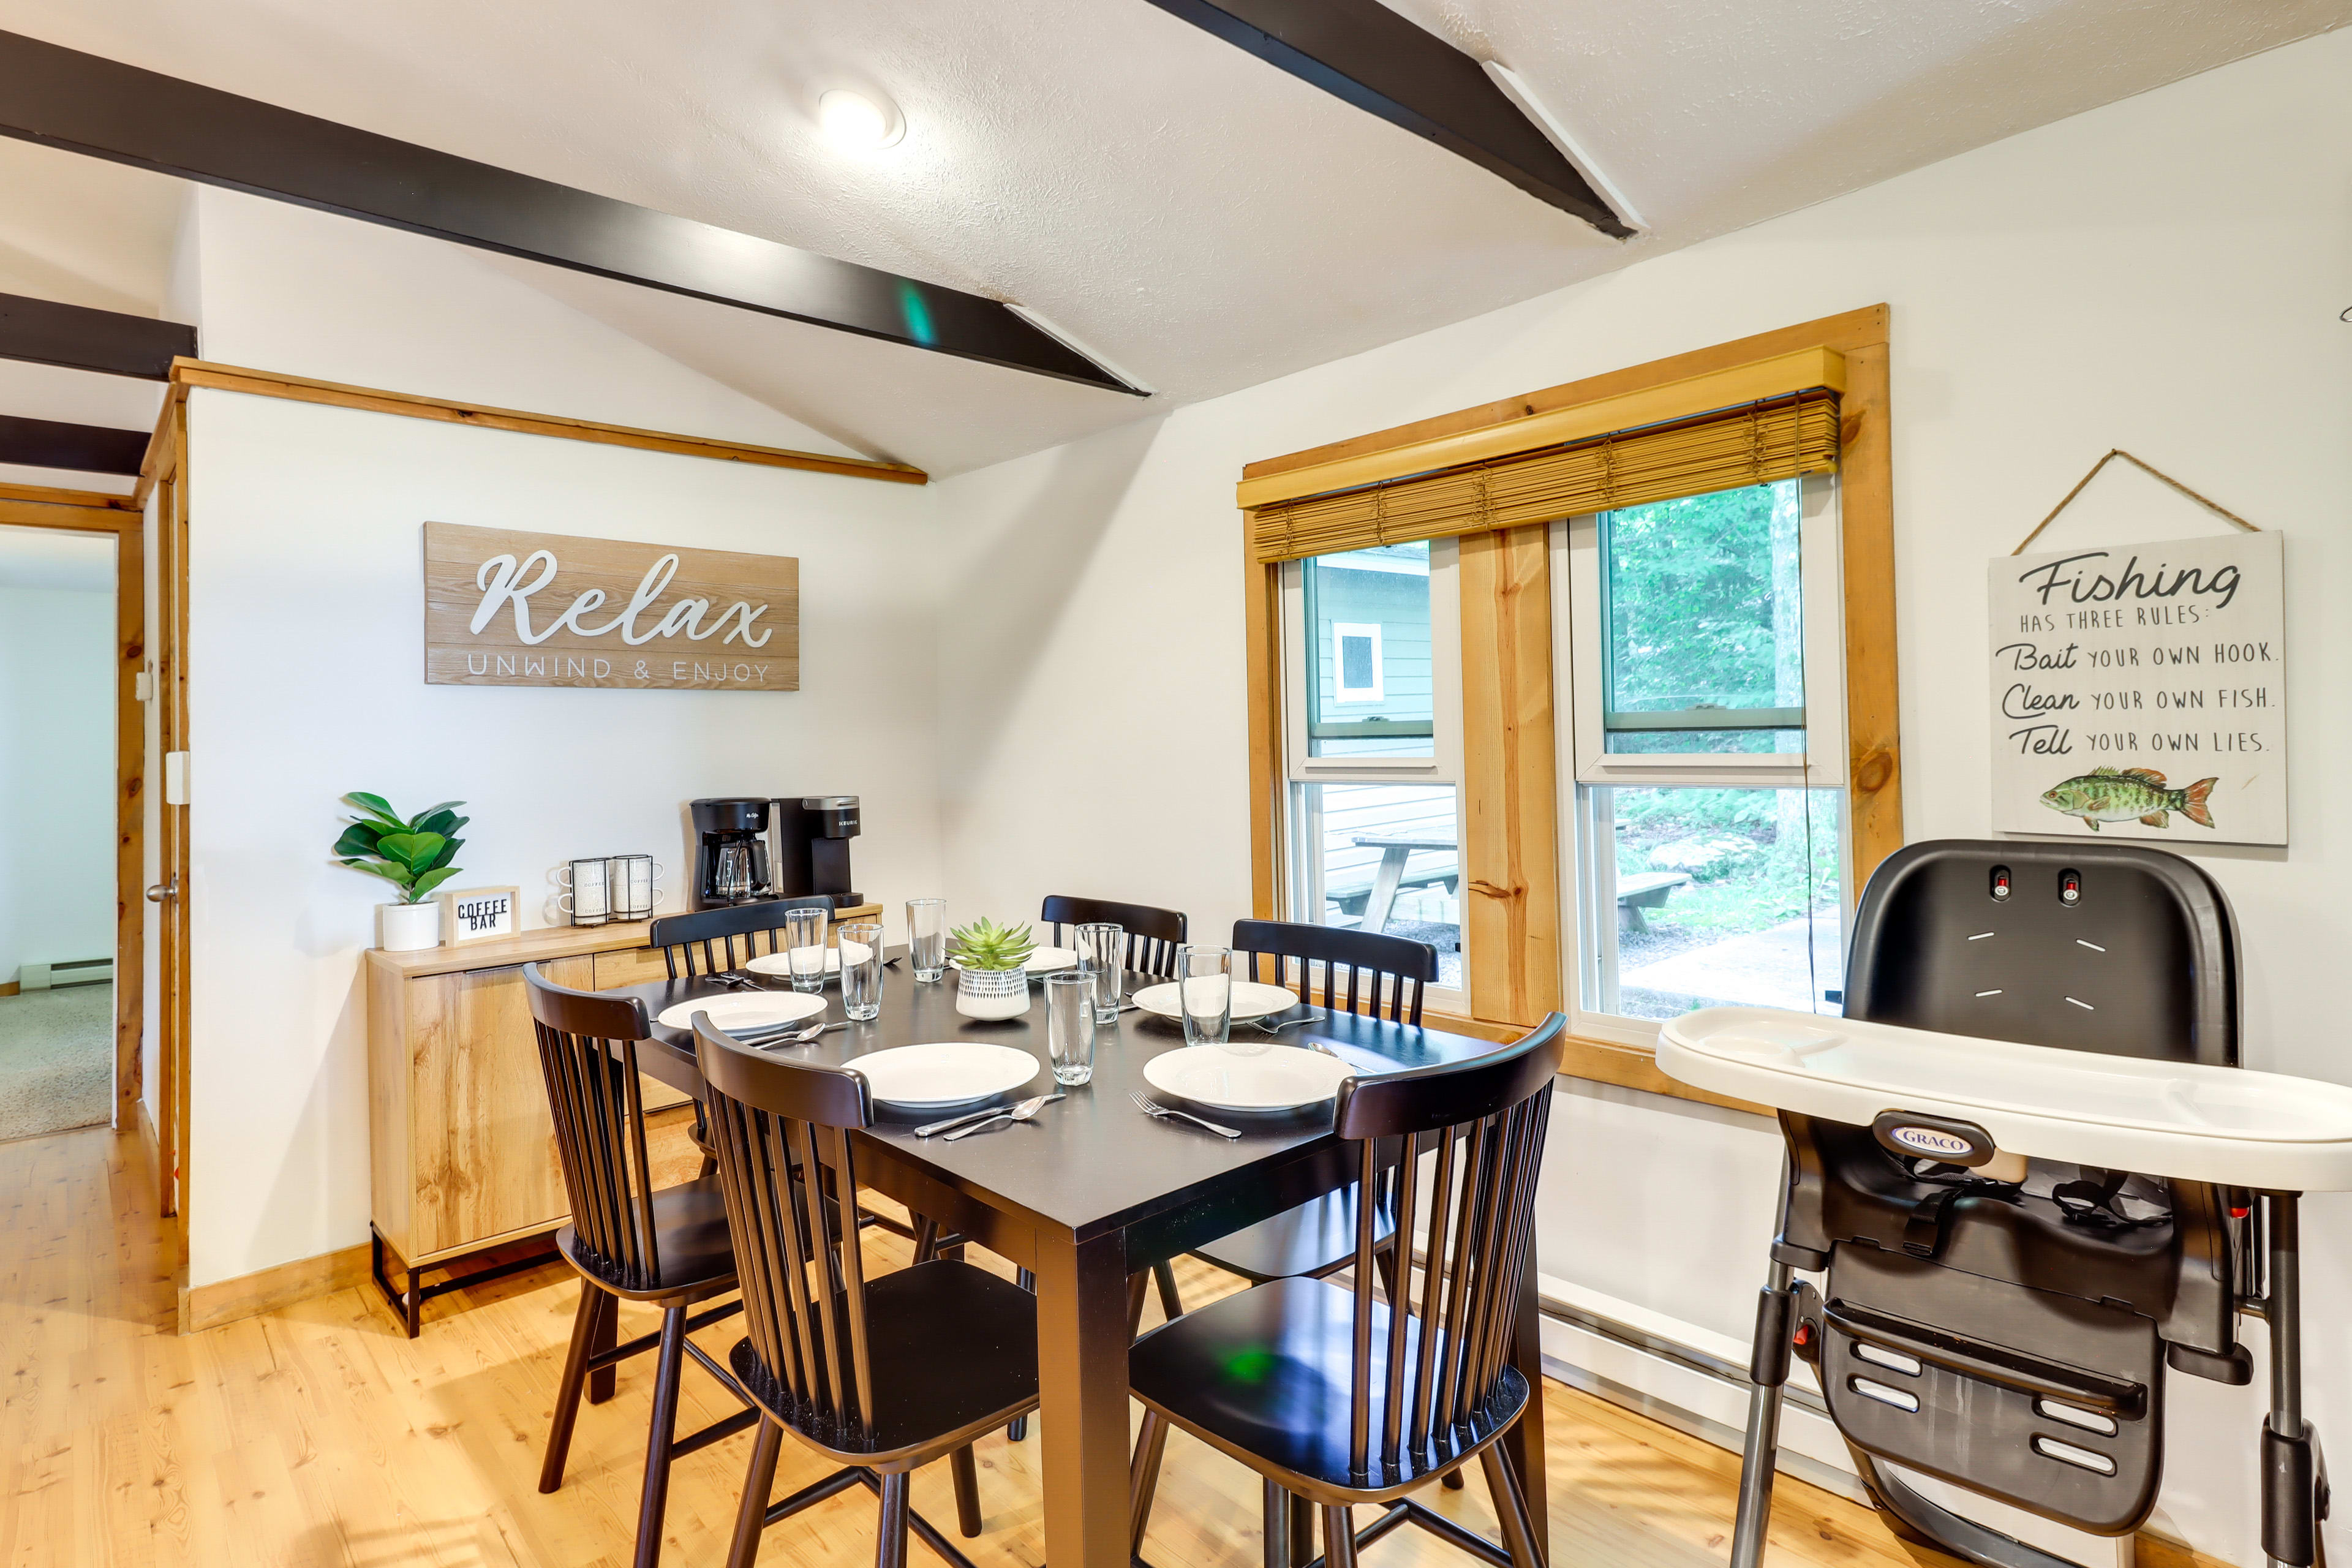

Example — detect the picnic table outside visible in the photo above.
[1336,833,1694,935]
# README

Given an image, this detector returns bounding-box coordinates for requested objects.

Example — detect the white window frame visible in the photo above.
[1330,622,1386,703]
[1553,472,1852,1048]
[1280,538,1468,1015]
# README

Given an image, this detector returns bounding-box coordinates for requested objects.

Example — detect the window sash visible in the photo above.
[1555,472,1852,1046]
[1566,472,1847,787]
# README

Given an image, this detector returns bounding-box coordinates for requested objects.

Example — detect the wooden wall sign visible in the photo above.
[423,521,799,690]
[1989,530,2285,846]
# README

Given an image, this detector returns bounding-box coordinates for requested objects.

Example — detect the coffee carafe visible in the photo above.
[689,797,774,908]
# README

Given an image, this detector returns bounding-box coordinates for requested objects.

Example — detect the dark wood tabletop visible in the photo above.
[611,952,1548,1568]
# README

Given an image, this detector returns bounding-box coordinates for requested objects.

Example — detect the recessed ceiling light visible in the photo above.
[818,88,903,151]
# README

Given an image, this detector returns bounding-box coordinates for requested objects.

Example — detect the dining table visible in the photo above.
[615,952,1551,1568]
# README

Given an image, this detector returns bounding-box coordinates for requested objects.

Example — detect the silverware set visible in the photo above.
[728,1017,850,1047]
[942,1093,1064,1141]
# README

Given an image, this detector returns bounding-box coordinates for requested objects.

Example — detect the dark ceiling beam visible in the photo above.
[0,291,195,379]
[0,414,150,475]
[1140,0,1632,238]
[0,29,1142,396]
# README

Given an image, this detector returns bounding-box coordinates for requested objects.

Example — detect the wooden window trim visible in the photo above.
[1242,306,1897,1112]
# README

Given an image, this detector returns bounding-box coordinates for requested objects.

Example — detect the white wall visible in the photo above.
[0,561,116,987]
[932,30,2352,1566]
[174,191,949,1292]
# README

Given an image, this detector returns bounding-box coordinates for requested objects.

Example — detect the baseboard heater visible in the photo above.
[15,957,113,990]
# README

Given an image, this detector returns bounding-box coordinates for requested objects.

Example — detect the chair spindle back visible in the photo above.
[523,963,666,1291]
[1232,918,1439,1025]
[1041,894,1189,979]
[693,1015,882,1450]
[650,896,837,979]
[1333,1013,1564,1484]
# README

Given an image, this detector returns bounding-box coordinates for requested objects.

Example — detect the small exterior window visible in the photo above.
[1332,623,1384,702]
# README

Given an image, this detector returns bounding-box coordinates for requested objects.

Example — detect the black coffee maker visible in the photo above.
[772,796,861,905]
[688,797,774,908]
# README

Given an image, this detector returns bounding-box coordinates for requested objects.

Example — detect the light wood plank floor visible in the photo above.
[1,1125,1945,1568]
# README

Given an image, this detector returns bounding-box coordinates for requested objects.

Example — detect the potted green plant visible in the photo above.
[333,793,468,951]
[948,916,1036,1020]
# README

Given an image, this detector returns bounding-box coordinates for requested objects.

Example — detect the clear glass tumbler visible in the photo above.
[839,922,884,1022]
[906,898,948,982]
[1076,922,1125,1025]
[783,906,829,993]
[1176,944,1234,1050]
[1045,971,1096,1086]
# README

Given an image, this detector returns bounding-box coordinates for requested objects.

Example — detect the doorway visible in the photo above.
[0,501,146,1153]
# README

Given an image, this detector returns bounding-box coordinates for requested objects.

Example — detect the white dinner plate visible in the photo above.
[744,938,873,978]
[851,1042,1041,1109]
[1143,1045,1355,1112]
[949,946,1079,974]
[656,990,827,1032]
[1129,979,1303,1023]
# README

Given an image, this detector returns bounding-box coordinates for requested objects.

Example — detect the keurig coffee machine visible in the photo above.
[772,796,861,905]
[688,797,775,908]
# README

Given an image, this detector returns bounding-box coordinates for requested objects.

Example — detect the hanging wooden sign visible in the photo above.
[1989,505,2284,846]
[423,522,799,690]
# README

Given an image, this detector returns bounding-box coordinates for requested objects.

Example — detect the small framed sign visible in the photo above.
[439,885,521,946]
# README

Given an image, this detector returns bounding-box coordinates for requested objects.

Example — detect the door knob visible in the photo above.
[146,876,178,903]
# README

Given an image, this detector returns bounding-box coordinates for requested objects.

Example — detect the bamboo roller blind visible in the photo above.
[1250,386,1841,564]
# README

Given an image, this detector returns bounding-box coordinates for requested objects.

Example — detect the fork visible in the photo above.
[1256,1009,1326,1035]
[1129,1090,1240,1139]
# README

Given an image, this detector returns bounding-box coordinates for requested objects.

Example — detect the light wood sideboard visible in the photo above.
[364,903,880,1333]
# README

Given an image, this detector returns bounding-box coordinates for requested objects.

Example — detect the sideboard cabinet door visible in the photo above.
[408,954,594,1259]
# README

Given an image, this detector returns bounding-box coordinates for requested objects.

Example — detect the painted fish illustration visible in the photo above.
[2040,767,2217,831]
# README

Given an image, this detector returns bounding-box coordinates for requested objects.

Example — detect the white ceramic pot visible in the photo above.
[377,899,443,952]
[954,967,1030,1020]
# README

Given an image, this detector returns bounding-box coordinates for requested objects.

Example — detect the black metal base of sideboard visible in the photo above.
[371,1226,564,1338]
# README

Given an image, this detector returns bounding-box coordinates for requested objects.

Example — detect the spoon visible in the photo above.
[943,1093,1061,1141]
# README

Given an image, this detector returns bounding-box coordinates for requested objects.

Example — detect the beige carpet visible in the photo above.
[0,984,111,1142]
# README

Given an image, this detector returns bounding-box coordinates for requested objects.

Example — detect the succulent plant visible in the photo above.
[333,792,467,905]
[946,916,1036,971]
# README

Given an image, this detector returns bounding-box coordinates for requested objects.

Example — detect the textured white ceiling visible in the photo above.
[0,0,2343,475]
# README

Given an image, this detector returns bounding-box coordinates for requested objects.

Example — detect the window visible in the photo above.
[1332,623,1385,703]
[1560,474,1849,1038]
[1282,541,1466,992]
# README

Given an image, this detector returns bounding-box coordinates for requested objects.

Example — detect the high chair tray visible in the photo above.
[1659,1006,2352,1191]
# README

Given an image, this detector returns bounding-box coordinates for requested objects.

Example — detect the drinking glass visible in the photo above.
[839,922,884,1022]
[1177,945,1235,1051]
[783,906,829,993]
[1045,971,1097,1086]
[1076,922,1125,1025]
[906,898,948,982]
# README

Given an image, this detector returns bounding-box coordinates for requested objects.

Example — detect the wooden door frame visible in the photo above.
[0,486,147,1133]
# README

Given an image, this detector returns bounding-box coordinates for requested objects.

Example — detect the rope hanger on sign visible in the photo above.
[2010,448,2263,556]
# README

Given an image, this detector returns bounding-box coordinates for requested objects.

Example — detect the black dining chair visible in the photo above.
[1157,921,1439,1316]
[693,1014,1039,1568]
[522,964,759,1568]
[1040,893,1188,979]
[1128,1012,1566,1568]
[650,896,840,979]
